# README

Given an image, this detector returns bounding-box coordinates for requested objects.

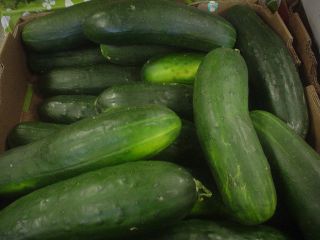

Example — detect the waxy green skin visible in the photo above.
[224,5,309,138]
[39,95,97,124]
[251,110,320,240]
[28,47,106,73]
[151,219,290,240]
[142,52,205,85]
[0,106,181,197]
[83,0,236,52]
[0,161,197,240]
[101,44,178,66]
[96,83,193,119]
[39,64,140,96]
[193,48,276,225]
[7,122,65,148]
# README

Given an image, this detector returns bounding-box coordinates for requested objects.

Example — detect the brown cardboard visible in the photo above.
[306,85,320,152]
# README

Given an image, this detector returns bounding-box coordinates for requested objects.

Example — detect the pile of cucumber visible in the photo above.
[0,0,319,239]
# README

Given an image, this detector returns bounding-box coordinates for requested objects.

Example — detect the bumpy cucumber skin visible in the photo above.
[142,52,205,85]
[96,83,193,119]
[100,44,178,66]
[38,95,97,124]
[150,219,290,240]
[0,106,181,197]
[251,110,320,240]
[0,161,197,240]
[7,122,65,148]
[83,0,236,52]
[224,5,309,138]
[39,64,140,96]
[194,48,276,225]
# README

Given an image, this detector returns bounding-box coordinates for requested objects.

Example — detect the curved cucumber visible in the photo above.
[96,83,193,119]
[101,44,178,66]
[38,64,140,95]
[38,95,97,124]
[0,161,197,239]
[224,5,309,138]
[194,48,276,225]
[251,110,320,240]
[0,105,181,197]
[142,52,205,85]
[83,0,236,52]
[7,122,65,148]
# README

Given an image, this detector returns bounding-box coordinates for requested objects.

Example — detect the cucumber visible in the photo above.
[38,64,140,95]
[0,105,181,197]
[101,44,178,66]
[22,0,117,52]
[83,0,236,52]
[150,219,290,240]
[193,48,276,225]
[250,110,320,240]
[224,5,309,138]
[142,52,205,85]
[96,83,193,119]
[28,47,106,73]
[6,122,65,148]
[38,95,97,124]
[0,161,198,239]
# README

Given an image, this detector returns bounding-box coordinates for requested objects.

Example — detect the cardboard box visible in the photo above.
[0,0,319,153]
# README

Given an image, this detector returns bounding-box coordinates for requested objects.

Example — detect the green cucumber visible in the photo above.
[7,122,65,148]
[194,48,276,225]
[101,44,178,66]
[38,95,97,124]
[96,83,193,119]
[22,0,117,52]
[38,64,140,95]
[28,47,106,73]
[142,52,205,85]
[0,161,197,239]
[250,110,320,240]
[83,0,236,52]
[224,5,309,138]
[150,219,290,240]
[0,105,181,197]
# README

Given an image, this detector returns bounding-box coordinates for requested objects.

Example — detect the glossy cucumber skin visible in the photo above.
[0,161,197,240]
[150,219,290,240]
[193,48,276,225]
[251,110,320,240]
[83,0,236,52]
[142,52,205,85]
[38,64,140,95]
[38,95,97,124]
[28,47,106,73]
[96,83,193,119]
[100,44,178,66]
[224,5,309,138]
[0,106,181,197]
[7,122,65,148]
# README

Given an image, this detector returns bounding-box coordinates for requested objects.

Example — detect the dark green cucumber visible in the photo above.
[83,0,236,52]
[101,44,178,66]
[22,0,117,52]
[38,95,97,124]
[7,122,65,148]
[0,161,197,239]
[150,219,290,240]
[0,105,181,197]
[142,52,205,85]
[194,48,276,225]
[28,47,106,73]
[38,64,140,95]
[250,110,320,240]
[96,83,193,119]
[224,5,309,138]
